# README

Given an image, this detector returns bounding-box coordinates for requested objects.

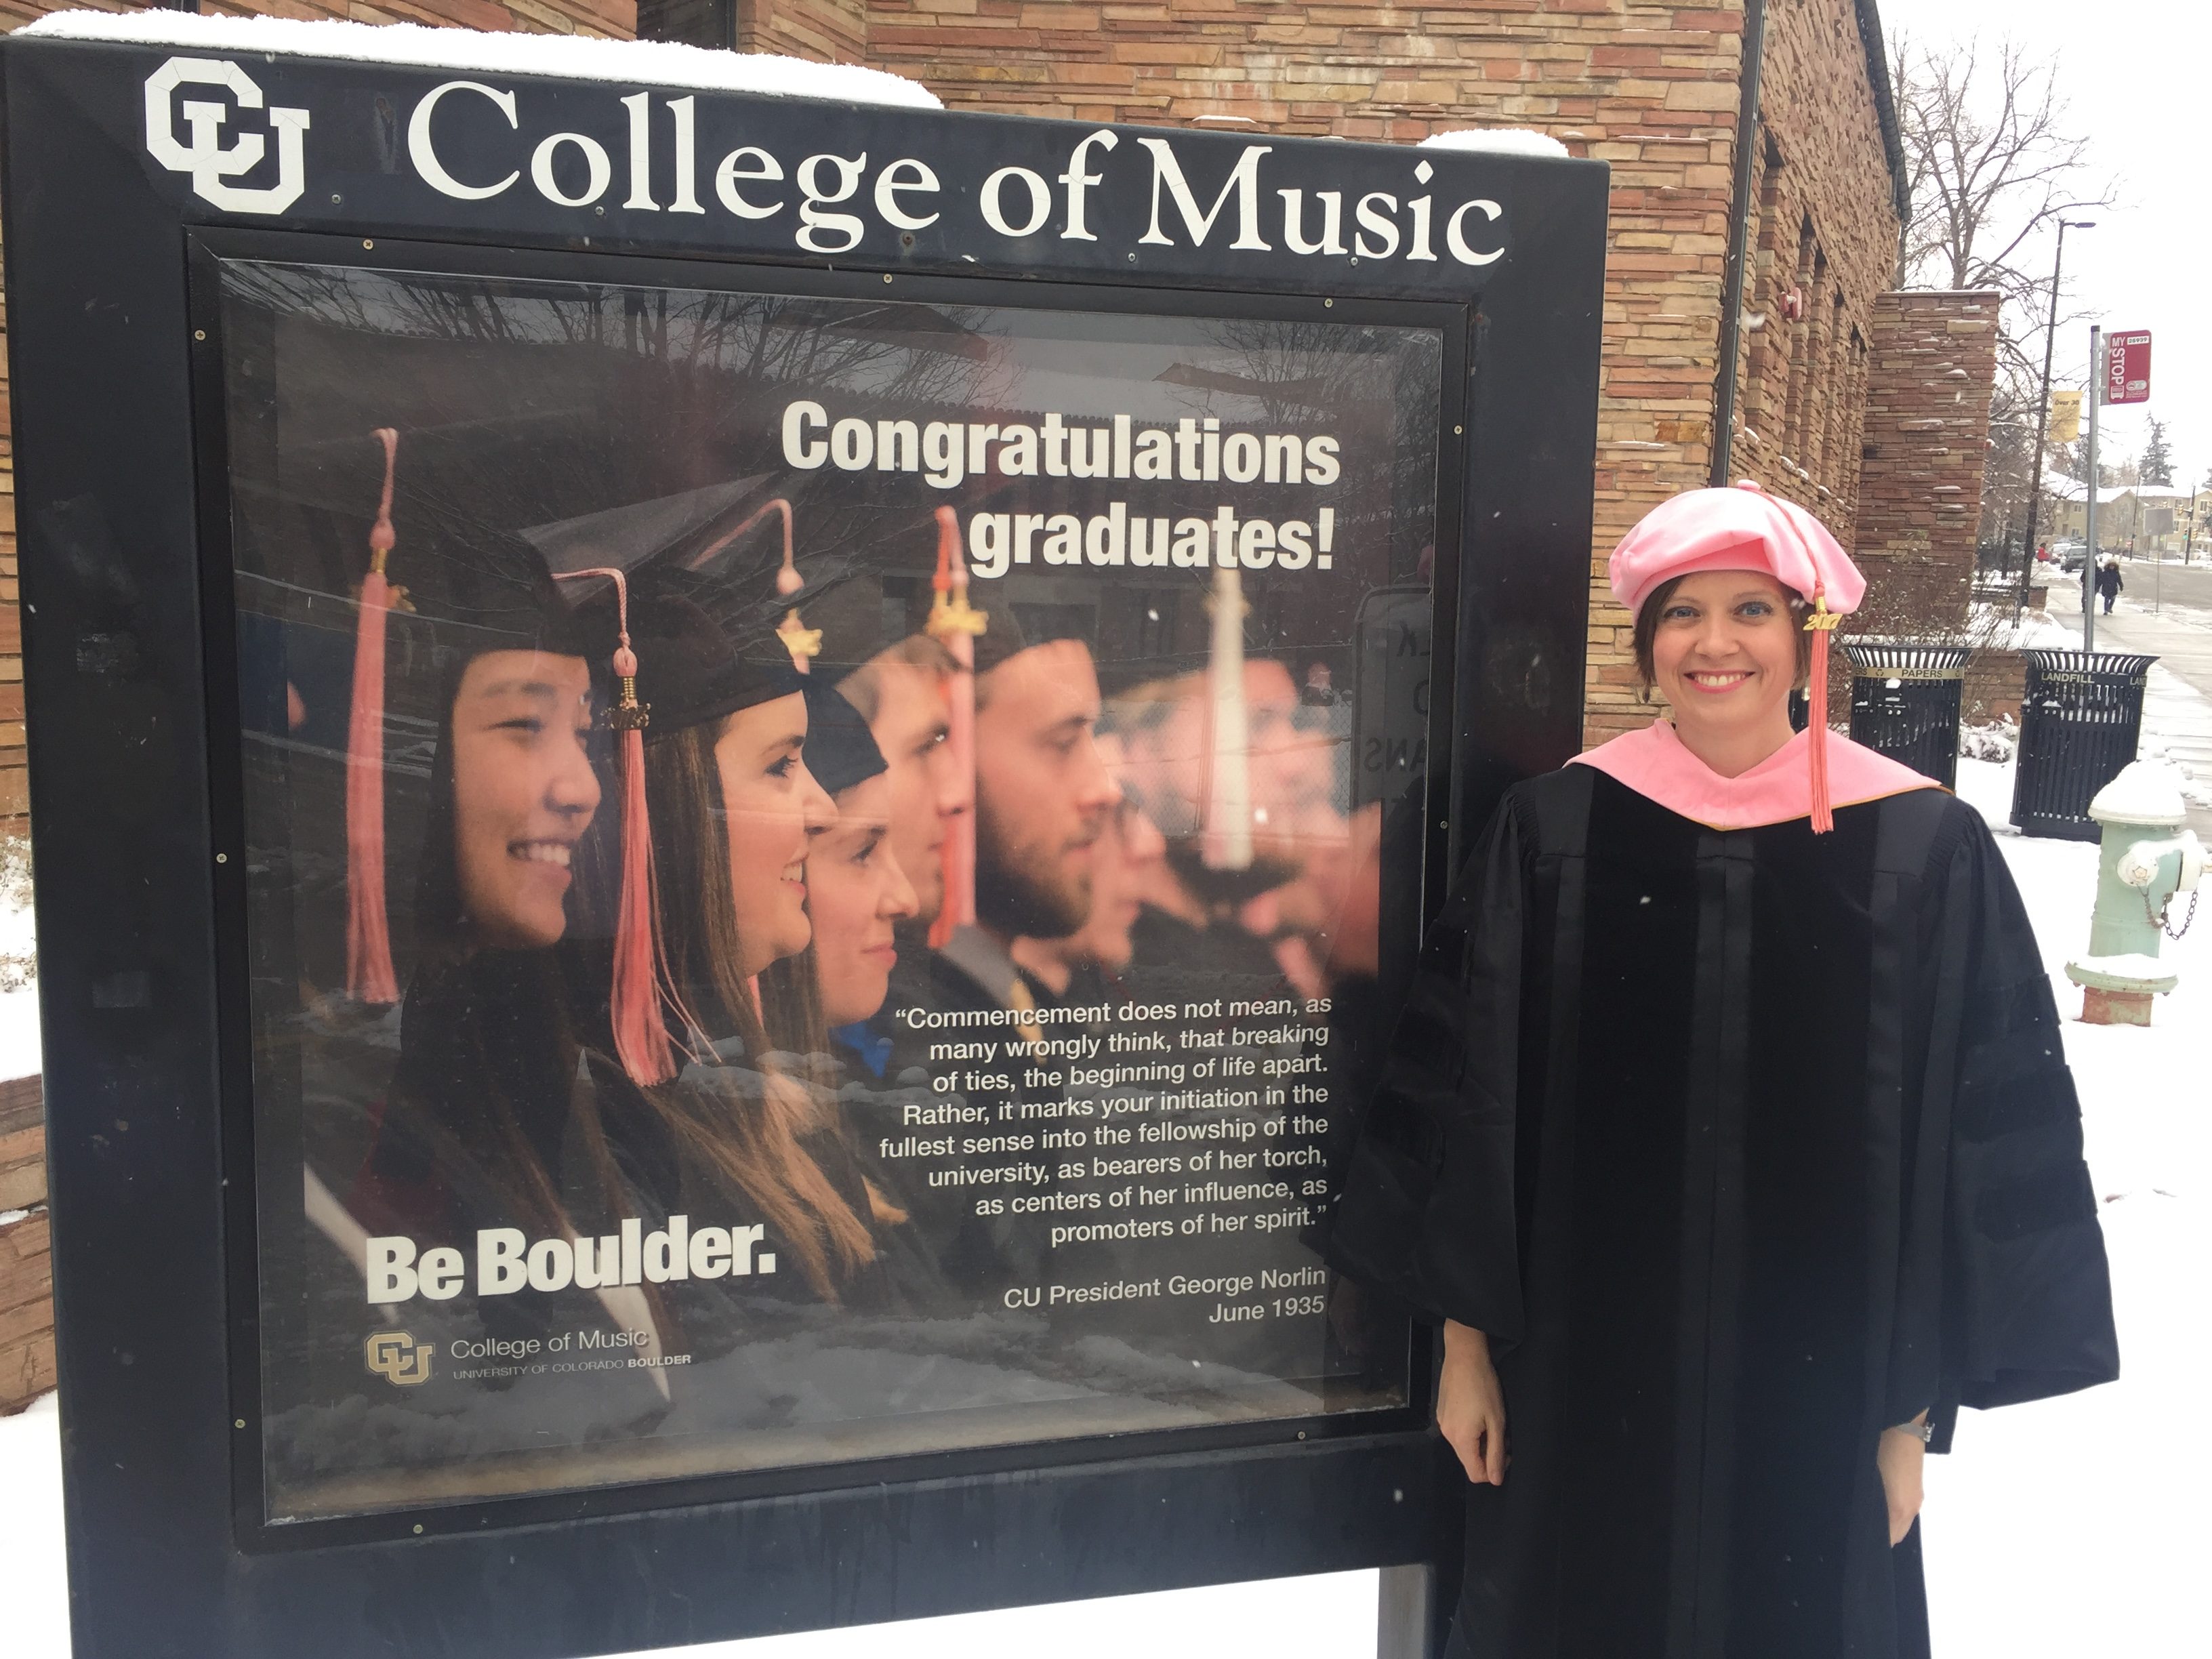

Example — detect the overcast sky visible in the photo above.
[1879,0,2209,485]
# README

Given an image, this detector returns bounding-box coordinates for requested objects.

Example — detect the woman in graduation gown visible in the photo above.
[1326,482,2118,1659]
[565,569,895,1352]
[270,444,678,1513]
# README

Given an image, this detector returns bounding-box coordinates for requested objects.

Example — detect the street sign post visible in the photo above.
[2087,329,2152,644]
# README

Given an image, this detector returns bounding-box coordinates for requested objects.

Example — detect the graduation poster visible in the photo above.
[222,257,1440,1520]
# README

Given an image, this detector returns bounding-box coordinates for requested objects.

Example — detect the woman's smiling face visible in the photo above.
[806,771,920,1027]
[712,691,834,978]
[449,651,600,950]
[1649,571,1800,740]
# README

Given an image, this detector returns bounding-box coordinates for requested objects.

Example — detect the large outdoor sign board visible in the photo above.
[1,15,1603,1658]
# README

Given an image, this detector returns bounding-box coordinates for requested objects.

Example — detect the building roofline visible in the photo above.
[1853,0,1912,225]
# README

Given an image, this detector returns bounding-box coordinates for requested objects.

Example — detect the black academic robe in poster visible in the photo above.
[1326,766,2119,1659]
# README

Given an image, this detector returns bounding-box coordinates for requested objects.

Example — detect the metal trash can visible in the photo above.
[1843,640,1972,790]
[2010,649,2158,841]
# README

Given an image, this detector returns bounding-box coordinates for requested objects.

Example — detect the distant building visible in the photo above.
[2043,480,2203,554]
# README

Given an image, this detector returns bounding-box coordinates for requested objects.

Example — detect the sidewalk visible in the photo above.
[2043,581,2212,838]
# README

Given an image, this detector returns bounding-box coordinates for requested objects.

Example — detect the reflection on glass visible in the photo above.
[225,261,1439,1520]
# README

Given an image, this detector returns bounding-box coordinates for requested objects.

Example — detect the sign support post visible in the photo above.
[2085,325,2100,651]
[2087,327,2154,645]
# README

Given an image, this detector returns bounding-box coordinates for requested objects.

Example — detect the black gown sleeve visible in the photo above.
[1931,810,2120,1443]
[1322,791,1532,1343]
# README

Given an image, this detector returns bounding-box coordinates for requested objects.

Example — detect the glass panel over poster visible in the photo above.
[221,260,1440,1522]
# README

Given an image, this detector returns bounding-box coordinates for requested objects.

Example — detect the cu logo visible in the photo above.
[364,1330,435,1387]
[143,56,310,214]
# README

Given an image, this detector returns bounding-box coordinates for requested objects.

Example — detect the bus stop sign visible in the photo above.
[2104,331,2151,405]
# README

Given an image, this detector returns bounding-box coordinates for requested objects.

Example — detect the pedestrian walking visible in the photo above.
[1326,481,2118,1659]
[2097,554,2125,614]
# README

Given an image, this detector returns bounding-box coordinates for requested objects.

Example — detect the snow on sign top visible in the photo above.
[16,9,943,111]
[1419,129,1572,160]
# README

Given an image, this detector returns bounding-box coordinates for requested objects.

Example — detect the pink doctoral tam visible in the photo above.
[1607,478,1865,619]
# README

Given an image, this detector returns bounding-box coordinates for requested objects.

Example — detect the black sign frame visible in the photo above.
[3,26,1605,1659]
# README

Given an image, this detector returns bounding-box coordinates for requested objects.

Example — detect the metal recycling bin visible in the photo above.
[1843,640,1973,790]
[2010,649,2160,841]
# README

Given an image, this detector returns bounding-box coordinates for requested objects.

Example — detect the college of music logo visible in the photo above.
[364,1330,435,1387]
[143,56,310,214]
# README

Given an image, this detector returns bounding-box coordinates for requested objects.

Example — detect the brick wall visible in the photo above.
[0,0,638,38]
[0,1075,49,1413]
[1963,647,2027,726]
[741,0,866,61]
[1727,0,1898,535]
[1849,290,2001,642]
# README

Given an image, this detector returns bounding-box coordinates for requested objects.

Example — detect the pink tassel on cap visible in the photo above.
[685,496,796,590]
[344,429,402,1006]
[1803,583,1841,834]
[554,567,687,1088]
[925,506,985,949]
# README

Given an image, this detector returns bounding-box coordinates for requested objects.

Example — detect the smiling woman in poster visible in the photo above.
[282,455,684,1502]
[573,573,890,1326]
[1327,483,2120,1658]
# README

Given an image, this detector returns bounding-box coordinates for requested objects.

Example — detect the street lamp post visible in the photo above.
[2018,218,2097,613]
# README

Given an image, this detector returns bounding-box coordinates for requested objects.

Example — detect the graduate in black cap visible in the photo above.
[931,583,1120,1031]
[796,682,918,1047]
[264,432,678,1512]
[544,493,892,1336]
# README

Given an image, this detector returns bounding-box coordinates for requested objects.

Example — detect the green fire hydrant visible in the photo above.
[2064,760,2203,1025]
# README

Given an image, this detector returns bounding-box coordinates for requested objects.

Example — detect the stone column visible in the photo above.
[1849,290,2003,639]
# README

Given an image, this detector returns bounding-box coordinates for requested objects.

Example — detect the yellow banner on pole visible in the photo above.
[2048,388,2083,444]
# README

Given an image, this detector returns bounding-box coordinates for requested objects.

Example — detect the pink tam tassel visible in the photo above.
[556,567,683,1087]
[345,429,401,1006]
[1804,583,1840,834]
[926,506,980,949]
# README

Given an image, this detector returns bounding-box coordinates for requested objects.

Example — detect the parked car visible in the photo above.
[2054,541,2089,573]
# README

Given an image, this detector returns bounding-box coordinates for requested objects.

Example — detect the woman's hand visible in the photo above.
[1877,1416,1928,1545]
[1439,1319,1507,1486]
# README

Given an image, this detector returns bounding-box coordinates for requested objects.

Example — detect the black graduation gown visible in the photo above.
[1326,766,2119,1659]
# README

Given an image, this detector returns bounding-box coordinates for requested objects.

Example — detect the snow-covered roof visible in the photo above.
[1419,128,1572,159]
[2040,478,2133,505]
[17,9,943,110]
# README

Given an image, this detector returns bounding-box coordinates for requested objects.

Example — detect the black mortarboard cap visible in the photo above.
[523,481,812,739]
[801,679,888,798]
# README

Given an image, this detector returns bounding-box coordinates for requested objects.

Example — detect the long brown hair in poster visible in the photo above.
[639,721,874,1300]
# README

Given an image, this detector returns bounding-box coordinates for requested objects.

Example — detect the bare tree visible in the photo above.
[1977,367,2041,570]
[1889,36,2116,385]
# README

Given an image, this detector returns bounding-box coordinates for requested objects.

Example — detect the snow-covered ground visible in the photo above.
[0,840,37,1078]
[1,752,2203,1656]
[1921,757,2209,1658]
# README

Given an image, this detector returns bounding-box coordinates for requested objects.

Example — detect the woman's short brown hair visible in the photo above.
[1631,573,1813,691]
